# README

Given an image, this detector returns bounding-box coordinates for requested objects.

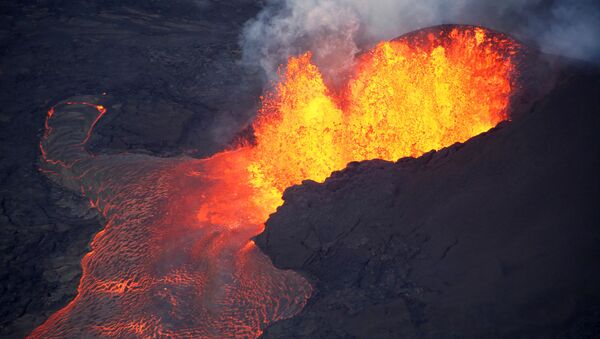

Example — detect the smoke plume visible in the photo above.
[241,0,600,82]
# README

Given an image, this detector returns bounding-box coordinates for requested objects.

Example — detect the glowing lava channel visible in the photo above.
[32,26,519,338]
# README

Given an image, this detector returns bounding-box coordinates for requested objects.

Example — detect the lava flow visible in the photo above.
[33,26,520,338]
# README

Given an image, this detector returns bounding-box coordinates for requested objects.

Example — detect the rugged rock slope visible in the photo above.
[257,60,600,338]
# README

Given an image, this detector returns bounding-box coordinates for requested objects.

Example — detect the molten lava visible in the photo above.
[248,26,518,213]
[33,26,519,338]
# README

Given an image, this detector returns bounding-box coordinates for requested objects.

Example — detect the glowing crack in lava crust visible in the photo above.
[33,26,520,338]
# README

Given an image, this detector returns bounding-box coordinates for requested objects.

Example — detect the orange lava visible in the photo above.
[247,26,518,214]
[33,26,519,338]
[40,102,106,169]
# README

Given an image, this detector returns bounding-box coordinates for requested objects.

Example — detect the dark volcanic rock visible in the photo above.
[257,60,600,338]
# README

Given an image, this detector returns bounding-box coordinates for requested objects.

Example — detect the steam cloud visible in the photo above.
[241,0,600,82]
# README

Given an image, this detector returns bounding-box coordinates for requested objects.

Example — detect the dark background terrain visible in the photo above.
[0,1,263,336]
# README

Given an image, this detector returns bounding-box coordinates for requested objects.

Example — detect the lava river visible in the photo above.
[32,26,520,338]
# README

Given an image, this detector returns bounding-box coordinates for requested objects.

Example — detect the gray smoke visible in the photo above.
[241,0,600,82]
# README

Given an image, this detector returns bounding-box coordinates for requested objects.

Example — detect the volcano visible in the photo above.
[255,32,600,339]
[0,6,597,336]
[29,25,542,337]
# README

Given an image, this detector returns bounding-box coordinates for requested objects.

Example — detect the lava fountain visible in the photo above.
[32,26,520,338]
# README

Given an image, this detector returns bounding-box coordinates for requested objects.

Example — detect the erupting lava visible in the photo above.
[248,26,518,213]
[33,26,519,338]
